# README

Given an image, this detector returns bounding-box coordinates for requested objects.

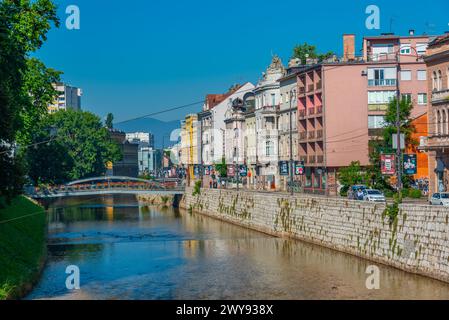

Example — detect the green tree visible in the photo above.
[292,42,334,65]
[338,161,368,188]
[17,58,62,145]
[215,157,227,177]
[27,110,122,184]
[369,97,415,190]
[0,0,59,200]
[105,113,114,129]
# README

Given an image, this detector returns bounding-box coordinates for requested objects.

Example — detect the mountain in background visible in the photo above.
[115,118,181,149]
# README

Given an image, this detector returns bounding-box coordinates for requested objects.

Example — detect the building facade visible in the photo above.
[278,68,300,190]
[108,130,139,177]
[295,33,430,195]
[423,33,449,194]
[254,55,286,190]
[48,83,82,113]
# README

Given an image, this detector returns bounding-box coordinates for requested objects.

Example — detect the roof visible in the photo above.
[428,33,449,48]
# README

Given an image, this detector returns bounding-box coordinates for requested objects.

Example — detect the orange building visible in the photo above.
[407,113,429,180]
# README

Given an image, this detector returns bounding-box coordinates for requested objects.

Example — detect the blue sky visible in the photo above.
[36,0,449,123]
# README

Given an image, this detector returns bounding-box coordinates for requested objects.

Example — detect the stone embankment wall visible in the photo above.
[181,187,449,283]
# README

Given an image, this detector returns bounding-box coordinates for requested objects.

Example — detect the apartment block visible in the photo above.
[48,82,82,113]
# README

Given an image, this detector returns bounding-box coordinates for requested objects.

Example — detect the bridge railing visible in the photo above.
[29,179,184,197]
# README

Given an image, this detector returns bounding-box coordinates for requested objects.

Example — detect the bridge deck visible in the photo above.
[30,189,185,199]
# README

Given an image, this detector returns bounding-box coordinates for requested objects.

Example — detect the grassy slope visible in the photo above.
[0,196,46,299]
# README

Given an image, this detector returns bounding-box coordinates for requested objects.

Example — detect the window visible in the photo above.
[371,44,394,61]
[266,141,274,156]
[417,70,427,81]
[368,67,396,86]
[402,93,412,103]
[400,70,412,81]
[368,91,396,104]
[416,43,427,55]
[368,116,386,129]
[418,93,427,105]
[400,44,411,55]
[271,93,276,106]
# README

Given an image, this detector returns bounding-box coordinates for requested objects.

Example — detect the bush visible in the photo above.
[401,188,410,198]
[339,185,349,197]
[192,180,201,196]
[408,189,422,199]
[384,189,395,198]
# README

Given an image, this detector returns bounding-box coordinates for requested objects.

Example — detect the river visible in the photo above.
[27,195,449,300]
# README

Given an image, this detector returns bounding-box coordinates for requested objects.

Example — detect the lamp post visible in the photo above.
[393,47,420,198]
[289,89,295,196]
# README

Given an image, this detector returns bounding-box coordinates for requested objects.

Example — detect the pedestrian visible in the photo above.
[357,188,364,200]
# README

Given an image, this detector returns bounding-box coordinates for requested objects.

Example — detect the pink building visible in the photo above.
[296,32,430,195]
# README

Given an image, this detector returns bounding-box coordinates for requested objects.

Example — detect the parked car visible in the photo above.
[347,185,367,200]
[429,193,449,206]
[362,189,386,202]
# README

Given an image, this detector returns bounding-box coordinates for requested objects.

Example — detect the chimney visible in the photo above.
[409,29,415,36]
[343,34,355,61]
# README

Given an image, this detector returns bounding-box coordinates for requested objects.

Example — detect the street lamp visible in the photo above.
[393,47,420,198]
[289,89,295,196]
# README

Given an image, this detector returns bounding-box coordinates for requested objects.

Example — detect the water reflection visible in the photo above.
[27,195,449,300]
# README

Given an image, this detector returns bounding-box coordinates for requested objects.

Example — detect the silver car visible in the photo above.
[429,193,449,206]
[363,189,386,202]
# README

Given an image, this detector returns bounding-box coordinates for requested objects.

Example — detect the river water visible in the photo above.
[27,195,449,300]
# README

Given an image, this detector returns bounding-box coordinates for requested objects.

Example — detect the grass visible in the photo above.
[0,196,46,300]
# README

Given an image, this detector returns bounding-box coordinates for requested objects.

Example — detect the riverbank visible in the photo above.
[182,187,449,284]
[0,196,47,300]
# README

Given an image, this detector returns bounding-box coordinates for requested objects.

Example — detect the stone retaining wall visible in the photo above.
[182,187,449,283]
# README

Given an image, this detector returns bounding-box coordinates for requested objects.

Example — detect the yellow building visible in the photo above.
[181,114,200,185]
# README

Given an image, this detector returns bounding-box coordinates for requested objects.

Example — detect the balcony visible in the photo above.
[300,156,308,164]
[308,131,315,139]
[299,109,306,118]
[432,89,449,104]
[309,155,316,164]
[299,131,307,141]
[299,87,306,95]
[368,79,397,87]
[316,129,323,139]
[316,81,322,90]
[367,53,398,62]
[261,105,280,113]
[308,107,315,116]
[316,106,323,115]
[368,104,389,112]
[317,155,324,164]
[307,84,315,92]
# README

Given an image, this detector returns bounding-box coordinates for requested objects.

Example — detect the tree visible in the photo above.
[27,110,122,184]
[0,0,59,200]
[338,161,368,188]
[17,58,62,145]
[214,157,227,178]
[292,42,334,65]
[105,113,114,129]
[369,97,415,190]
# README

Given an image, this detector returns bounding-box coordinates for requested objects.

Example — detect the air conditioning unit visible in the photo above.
[361,70,368,76]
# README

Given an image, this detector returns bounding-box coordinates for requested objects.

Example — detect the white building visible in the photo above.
[126,132,154,148]
[199,82,255,167]
[254,55,286,190]
[48,83,82,113]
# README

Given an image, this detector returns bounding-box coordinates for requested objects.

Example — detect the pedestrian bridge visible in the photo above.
[28,176,185,199]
